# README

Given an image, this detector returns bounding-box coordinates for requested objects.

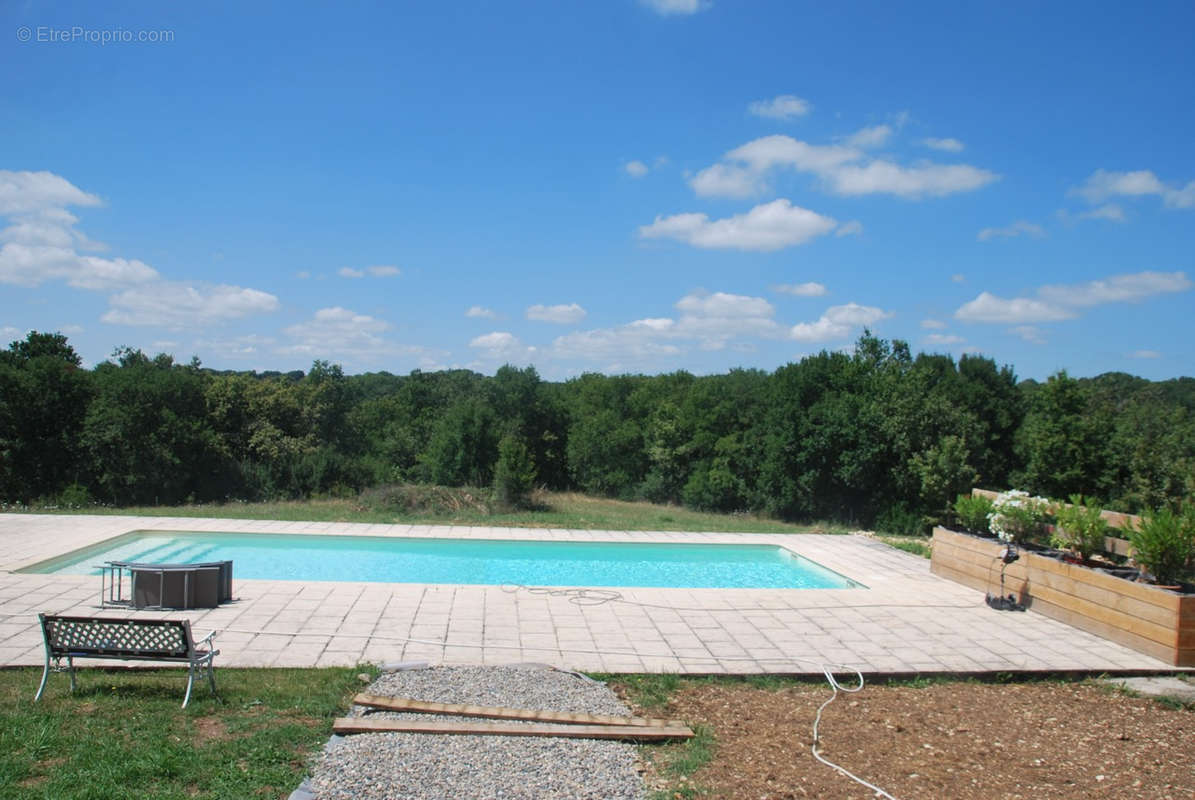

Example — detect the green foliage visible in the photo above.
[1015,370,1111,500]
[422,398,499,487]
[2,330,1193,530]
[493,433,537,510]
[911,434,978,517]
[1051,494,1110,560]
[875,504,926,536]
[952,493,994,533]
[987,490,1051,544]
[1130,507,1194,586]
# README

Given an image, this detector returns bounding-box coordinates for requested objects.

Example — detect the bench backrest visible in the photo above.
[39,614,194,659]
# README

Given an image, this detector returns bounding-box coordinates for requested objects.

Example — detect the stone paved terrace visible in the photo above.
[0,513,1183,675]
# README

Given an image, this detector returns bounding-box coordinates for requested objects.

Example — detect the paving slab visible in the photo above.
[0,513,1188,677]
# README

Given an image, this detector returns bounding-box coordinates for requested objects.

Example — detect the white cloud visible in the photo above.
[640,0,707,16]
[193,333,278,360]
[675,290,773,317]
[727,135,860,174]
[1164,181,1195,209]
[1129,349,1160,359]
[0,170,102,215]
[1070,169,1195,209]
[279,307,422,364]
[954,292,1076,324]
[977,220,1046,241]
[0,170,160,290]
[955,271,1191,326]
[638,198,838,251]
[1010,326,1046,344]
[748,94,812,120]
[1071,169,1166,202]
[0,245,158,289]
[101,283,280,328]
[951,273,966,283]
[466,305,499,319]
[835,220,864,237]
[547,289,787,363]
[468,331,537,363]
[1037,271,1192,307]
[526,303,587,324]
[826,160,998,198]
[774,282,827,297]
[625,160,649,178]
[922,137,965,152]
[790,302,891,342]
[689,163,764,198]
[1078,203,1126,222]
[338,265,399,279]
[845,124,892,149]
[920,319,947,329]
[924,333,965,345]
[689,133,998,200]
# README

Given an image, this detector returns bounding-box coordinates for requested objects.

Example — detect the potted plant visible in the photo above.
[951,493,994,535]
[987,490,1050,545]
[1051,494,1110,565]
[1130,507,1195,588]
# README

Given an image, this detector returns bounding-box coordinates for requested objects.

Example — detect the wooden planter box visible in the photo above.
[931,526,1195,666]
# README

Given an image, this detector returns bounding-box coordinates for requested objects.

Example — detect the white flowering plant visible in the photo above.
[987,490,1051,544]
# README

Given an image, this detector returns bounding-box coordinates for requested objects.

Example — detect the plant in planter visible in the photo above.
[1051,494,1109,562]
[987,490,1050,545]
[1129,507,1195,587]
[952,493,994,534]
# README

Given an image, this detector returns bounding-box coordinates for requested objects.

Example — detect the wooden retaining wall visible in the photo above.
[931,526,1194,667]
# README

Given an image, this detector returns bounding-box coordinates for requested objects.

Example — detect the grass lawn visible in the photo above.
[0,665,371,800]
[15,490,844,535]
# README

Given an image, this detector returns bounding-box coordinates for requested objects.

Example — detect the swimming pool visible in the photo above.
[23,530,861,590]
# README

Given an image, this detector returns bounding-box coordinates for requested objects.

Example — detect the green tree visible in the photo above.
[83,348,223,505]
[0,332,94,502]
[493,432,537,509]
[1014,370,1111,500]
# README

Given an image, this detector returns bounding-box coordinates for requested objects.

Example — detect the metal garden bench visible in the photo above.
[35,613,219,708]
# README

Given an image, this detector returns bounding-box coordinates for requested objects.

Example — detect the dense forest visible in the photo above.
[1,331,1192,528]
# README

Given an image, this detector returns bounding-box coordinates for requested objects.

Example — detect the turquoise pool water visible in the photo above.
[25,531,860,589]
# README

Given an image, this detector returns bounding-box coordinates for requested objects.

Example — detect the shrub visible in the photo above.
[987,489,1050,544]
[1131,507,1194,586]
[875,504,926,537]
[1051,494,1110,561]
[357,483,494,516]
[56,483,92,509]
[952,493,994,534]
[493,434,537,510]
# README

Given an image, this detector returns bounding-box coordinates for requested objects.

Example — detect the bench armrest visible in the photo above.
[195,629,217,650]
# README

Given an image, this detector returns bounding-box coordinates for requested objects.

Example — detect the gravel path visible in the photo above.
[304,665,645,800]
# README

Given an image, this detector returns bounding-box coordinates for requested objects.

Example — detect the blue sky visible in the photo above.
[2,0,1193,380]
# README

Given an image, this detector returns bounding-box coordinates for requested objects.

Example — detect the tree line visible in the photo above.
[1,331,1192,527]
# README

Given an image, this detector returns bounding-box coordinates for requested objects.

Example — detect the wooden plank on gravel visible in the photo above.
[352,693,689,729]
[332,717,694,740]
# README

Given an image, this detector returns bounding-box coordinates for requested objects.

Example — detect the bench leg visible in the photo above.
[67,656,77,693]
[183,661,196,709]
[206,659,218,699]
[34,654,51,702]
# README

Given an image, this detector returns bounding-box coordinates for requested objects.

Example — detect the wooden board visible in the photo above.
[332,716,694,740]
[352,693,688,729]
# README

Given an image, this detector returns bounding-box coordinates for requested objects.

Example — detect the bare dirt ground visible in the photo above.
[624,679,1194,800]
